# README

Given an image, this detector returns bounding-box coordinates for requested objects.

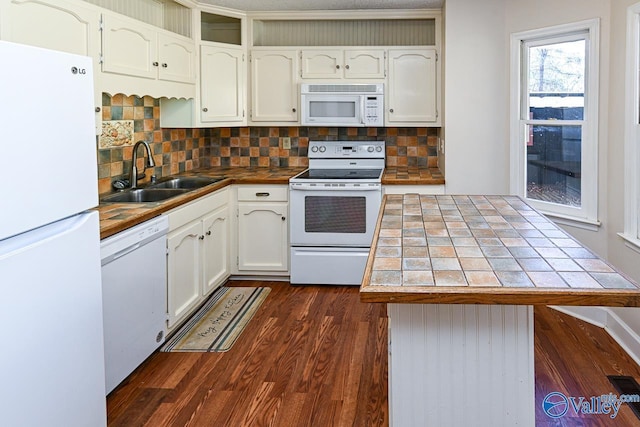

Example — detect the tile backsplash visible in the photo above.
[98,94,440,194]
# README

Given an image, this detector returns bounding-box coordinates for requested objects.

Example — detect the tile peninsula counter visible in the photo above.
[360,194,640,427]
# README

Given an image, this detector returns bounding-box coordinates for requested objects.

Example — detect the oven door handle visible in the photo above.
[289,185,381,191]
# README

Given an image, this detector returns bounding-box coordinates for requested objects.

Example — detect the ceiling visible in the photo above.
[196,0,443,11]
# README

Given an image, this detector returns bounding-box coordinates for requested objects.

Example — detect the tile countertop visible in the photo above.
[360,194,640,307]
[97,166,445,239]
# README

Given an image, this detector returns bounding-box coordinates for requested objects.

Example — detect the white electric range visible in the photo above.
[289,140,385,285]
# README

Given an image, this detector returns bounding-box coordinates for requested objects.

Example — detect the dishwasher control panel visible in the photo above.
[100,216,169,265]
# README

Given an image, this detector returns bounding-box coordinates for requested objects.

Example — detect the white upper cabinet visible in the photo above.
[102,13,195,84]
[0,0,102,133]
[387,48,438,125]
[200,44,245,123]
[0,0,99,57]
[301,49,342,79]
[157,32,197,84]
[250,49,298,123]
[301,49,385,79]
[344,49,386,79]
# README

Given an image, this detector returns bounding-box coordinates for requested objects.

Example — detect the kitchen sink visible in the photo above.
[100,188,189,203]
[149,176,223,189]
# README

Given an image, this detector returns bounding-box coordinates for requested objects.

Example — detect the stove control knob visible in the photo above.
[375,146,383,152]
[367,146,374,153]
[319,146,326,153]
[311,146,318,152]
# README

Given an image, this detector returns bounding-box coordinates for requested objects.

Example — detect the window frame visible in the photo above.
[510,19,600,228]
[620,3,640,251]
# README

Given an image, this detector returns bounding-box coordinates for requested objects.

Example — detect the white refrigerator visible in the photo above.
[0,41,107,426]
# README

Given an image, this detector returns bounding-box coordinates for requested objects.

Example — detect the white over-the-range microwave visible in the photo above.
[300,83,384,127]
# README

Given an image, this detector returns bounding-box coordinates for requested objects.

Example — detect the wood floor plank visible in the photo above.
[107,282,640,426]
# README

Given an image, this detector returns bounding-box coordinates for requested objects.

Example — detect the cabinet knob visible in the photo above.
[345,64,350,69]
[162,63,168,68]
[206,231,212,236]
[336,65,340,69]
[281,216,286,221]
[390,108,394,113]
[202,107,208,112]
[152,61,159,67]
[95,107,101,113]
[199,235,205,240]
[292,108,296,113]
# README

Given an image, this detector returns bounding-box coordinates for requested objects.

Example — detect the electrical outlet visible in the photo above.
[439,138,445,154]
[282,137,291,150]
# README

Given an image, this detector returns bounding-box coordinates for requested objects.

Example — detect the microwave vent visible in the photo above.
[306,84,380,93]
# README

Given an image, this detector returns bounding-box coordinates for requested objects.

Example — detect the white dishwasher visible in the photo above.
[100,215,169,394]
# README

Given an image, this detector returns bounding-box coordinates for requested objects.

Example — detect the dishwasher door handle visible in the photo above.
[108,243,141,263]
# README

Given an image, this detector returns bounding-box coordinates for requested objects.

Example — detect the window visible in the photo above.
[621,3,640,250]
[510,20,599,227]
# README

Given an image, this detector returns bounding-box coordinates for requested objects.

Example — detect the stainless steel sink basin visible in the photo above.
[149,176,223,189]
[101,188,189,203]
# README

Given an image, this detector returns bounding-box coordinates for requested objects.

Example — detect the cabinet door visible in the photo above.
[250,50,298,122]
[237,202,288,272]
[200,45,244,123]
[157,32,196,84]
[167,221,202,328]
[0,0,102,134]
[101,13,157,80]
[387,48,438,123]
[0,0,99,58]
[344,49,385,79]
[201,205,230,296]
[301,49,342,79]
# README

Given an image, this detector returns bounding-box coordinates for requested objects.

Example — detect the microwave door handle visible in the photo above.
[360,97,365,125]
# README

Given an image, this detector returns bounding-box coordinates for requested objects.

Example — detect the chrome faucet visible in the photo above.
[130,140,155,189]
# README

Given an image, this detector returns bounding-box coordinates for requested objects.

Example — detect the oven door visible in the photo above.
[289,183,381,247]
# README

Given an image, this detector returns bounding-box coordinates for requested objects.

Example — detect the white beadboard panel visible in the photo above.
[388,304,535,427]
[252,19,435,46]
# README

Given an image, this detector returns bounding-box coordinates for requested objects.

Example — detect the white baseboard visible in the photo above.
[603,309,640,367]
[550,305,640,368]
[549,305,607,327]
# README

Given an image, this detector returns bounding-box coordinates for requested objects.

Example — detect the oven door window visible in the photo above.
[305,196,366,233]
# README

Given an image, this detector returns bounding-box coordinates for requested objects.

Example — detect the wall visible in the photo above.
[598,0,640,332]
[443,0,509,195]
[97,94,439,194]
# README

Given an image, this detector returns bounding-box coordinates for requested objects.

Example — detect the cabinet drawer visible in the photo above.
[237,186,288,202]
[167,187,228,232]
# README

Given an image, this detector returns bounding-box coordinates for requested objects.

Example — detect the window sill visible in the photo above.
[541,211,601,232]
[617,233,640,255]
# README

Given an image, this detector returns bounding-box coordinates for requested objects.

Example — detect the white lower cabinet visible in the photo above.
[235,185,289,274]
[166,188,229,329]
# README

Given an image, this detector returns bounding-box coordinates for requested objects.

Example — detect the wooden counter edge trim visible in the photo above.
[360,285,640,307]
[360,194,387,293]
[381,178,446,185]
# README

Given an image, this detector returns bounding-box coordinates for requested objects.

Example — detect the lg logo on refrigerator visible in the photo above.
[71,66,87,75]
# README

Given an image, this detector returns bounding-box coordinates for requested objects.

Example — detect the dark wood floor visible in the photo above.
[107,281,640,426]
